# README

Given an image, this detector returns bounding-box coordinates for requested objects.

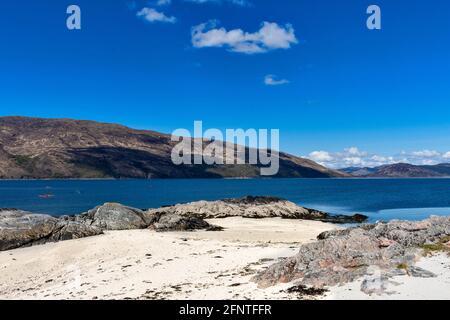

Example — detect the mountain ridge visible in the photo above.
[0,116,347,179]
[340,163,450,178]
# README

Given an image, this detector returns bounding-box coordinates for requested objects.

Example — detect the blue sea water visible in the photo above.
[0,179,449,222]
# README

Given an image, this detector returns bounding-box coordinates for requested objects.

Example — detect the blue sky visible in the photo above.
[1,0,449,168]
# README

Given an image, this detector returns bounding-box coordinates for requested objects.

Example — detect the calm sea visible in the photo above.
[0,179,449,222]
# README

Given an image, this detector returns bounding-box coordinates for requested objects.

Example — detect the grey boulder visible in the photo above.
[0,209,102,251]
[76,203,149,230]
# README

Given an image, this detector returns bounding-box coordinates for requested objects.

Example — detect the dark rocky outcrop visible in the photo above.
[319,213,368,224]
[254,216,450,289]
[73,202,219,232]
[0,202,220,251]
[222,196,285,205]
[0,209,102,251]
[149,214,220,232]
[146,196,368,224]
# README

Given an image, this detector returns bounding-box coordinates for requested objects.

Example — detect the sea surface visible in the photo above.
[0,179,449,222]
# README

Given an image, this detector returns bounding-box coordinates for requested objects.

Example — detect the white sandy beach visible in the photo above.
[0,217,334,300]
[324,253,450,300]
[1,217,449,300]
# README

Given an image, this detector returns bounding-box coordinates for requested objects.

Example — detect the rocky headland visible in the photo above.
[146,196,367,224]
[0,196,367,251]
[0,203,216,251]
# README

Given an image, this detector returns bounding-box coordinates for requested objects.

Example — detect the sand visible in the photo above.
[2,217,449,300]
[0,217,335,300]
[324,253,450,300]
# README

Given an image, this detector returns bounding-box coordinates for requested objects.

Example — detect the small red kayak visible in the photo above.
[38,194,55,199]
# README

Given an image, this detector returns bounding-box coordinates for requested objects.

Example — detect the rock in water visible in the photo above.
[0,209,102,251]
[146,196,367,224]
[254,216,450,289]
[76,203,149,230]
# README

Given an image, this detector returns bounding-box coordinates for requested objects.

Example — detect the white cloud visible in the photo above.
[308,151,333,163]
[137,8,177,23]
[411,150,440,158]
[191,21,298,54]
[342,157,363,166]
[264,74,289,86]
[305,147,450,169]
[157,0,172,5]
[370,155,391,163]
[345,147,367,157]
[420,159,439,165]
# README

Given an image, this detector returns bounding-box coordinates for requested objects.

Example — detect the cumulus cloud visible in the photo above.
[308,151,333,162]
[191,20,298,54]
[411,150,440,158]
[157,0,172,5]
[137,8,177,23]
[264,74,289,86]
[345,147,367,157]
[306,147,450,169]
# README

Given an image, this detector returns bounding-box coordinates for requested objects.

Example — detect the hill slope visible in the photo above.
[341,163,450,178]
[0,116,347,179]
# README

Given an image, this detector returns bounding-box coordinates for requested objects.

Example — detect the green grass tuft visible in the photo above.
[420,235,450,256]
[397,263,408,270]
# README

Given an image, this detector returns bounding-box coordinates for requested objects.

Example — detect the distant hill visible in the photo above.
[338,166,378,177]
[0,116,348,179]
[341,163,450,178]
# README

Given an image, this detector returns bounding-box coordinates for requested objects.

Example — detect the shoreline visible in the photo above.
[1,177,450,181]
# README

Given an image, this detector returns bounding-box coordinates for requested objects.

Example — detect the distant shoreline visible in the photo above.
[1,177,450,181]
